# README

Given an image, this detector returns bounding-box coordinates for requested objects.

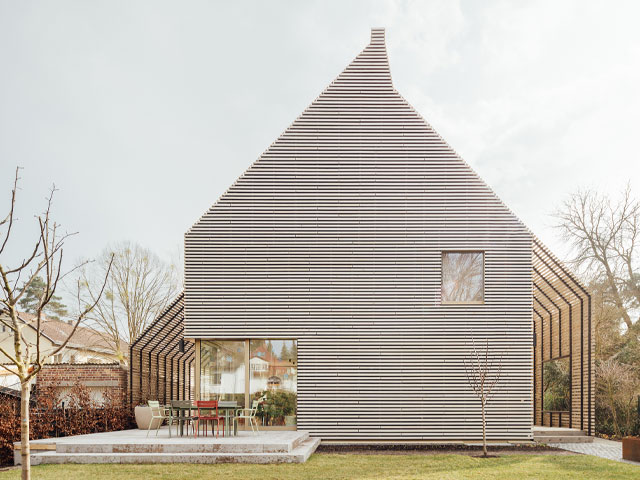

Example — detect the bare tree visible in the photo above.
[556,186,640,437]
[591,280,628,361]
[78,242,180,363]
[464,338,503,457]
[0,168,112,480]
[555,185,640,335]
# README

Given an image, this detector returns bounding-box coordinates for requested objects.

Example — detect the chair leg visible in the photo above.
[157,416,165,436]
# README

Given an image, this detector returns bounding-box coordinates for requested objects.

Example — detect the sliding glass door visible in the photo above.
[200,340,245,405]
[250,340,297,426]
[199,339,297,428]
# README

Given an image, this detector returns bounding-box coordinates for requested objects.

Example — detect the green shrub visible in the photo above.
[253,390,296,426]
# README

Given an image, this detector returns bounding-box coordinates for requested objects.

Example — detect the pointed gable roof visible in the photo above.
[189,27,524,231]
[185,28,531,337]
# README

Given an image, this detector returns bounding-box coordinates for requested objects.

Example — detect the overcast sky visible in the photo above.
[1,0,639,278]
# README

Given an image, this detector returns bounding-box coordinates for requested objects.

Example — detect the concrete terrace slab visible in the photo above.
[533,426,593,444]
[15,427,320,465]
[549,437,640,466]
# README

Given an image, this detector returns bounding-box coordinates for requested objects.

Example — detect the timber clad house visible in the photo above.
[131,28,593,442]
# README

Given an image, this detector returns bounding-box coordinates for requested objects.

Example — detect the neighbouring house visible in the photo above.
[0,312,128,401]
[131,28,593,441]
[250,343,297,393]
[35,363,128,406]
[0,312,126,365]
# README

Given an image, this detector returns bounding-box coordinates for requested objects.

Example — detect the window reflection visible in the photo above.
[199,339,298,426]
[200,340,245,405]
[250,340,297,426]
[543,358,570,411]
[442,252,484,303]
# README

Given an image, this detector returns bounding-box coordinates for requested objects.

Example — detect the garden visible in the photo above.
[0,453,639,480]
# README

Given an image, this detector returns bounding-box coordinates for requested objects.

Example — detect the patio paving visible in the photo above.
[15,427,320,465]
[548,437,640,466]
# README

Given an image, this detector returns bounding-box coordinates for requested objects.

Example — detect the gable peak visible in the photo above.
[370,27,385,45]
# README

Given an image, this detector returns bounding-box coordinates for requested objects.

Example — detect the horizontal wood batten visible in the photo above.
[128,27,594,442]
[181,28,534,441]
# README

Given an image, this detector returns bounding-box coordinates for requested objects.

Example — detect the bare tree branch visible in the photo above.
[77,242,180,364]
[0,168,113,480]
[42,255,114,365]
[554,186,640,332]
[464,336,504,457]
[0,167,20,256]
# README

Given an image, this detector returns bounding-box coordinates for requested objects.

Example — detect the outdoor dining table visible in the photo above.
[167,404,194,437]
[216,401,238,437]
[169,401,238,437]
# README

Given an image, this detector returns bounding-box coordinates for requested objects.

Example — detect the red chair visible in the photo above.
[194,400,224,438]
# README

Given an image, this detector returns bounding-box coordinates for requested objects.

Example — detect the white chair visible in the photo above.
[146,400,169,437]
[234,397,264,435]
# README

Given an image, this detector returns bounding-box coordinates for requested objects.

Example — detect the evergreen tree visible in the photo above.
[18,276,68,320]
[280,342,290,361]
[266,340,275,356]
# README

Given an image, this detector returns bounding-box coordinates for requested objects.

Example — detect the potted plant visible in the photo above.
[622,436,640,462]
[254,390,296,426]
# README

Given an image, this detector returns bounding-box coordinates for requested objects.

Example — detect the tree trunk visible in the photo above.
[609,387,621,438]
[481,399,487,457]
[20,381,31,480]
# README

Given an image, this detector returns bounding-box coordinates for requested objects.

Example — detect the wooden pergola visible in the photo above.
[129,293,194,406]
[533,238,593,434]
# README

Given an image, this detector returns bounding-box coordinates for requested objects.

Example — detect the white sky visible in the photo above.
[1,0,639,278]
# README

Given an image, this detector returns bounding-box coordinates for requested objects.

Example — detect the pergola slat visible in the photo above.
[130,294,193,405]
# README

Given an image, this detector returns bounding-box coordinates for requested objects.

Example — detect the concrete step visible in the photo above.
[55,431,310,454]
[534,429,586,437]
[534,435,593,444]
[29,438,321,465]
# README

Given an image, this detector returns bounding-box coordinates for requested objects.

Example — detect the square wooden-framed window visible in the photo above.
[441,251,484,304]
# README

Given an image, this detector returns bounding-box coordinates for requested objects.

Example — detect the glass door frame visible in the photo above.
[195,338,297,431]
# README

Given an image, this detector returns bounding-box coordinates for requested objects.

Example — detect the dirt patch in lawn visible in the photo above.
[316,443,576,456]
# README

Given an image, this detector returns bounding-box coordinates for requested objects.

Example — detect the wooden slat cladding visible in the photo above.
[184,28,534,441]
[129,294,195,406]
[532,239,593,434]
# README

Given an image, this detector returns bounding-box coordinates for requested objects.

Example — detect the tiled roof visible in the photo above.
[16,312,128,354]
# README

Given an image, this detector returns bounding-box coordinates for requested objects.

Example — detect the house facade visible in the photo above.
[0,312,126,365]
[131,28,593,441]
[0,312,128,404]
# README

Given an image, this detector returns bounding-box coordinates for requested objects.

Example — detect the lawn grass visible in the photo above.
[0,454,638,480]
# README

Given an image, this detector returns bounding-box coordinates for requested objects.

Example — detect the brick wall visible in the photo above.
[36,363,128,406]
